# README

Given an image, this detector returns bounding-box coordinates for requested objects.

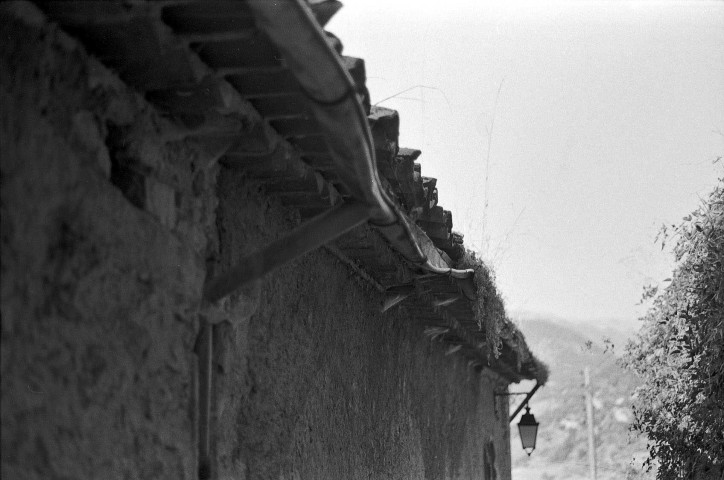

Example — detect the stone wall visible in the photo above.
[1,7,215,478]
[1,5,512,480]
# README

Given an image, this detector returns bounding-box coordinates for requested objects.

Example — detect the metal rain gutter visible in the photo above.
[203,0,472,304]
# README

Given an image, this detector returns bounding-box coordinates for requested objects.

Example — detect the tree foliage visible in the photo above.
[623,179,724,479]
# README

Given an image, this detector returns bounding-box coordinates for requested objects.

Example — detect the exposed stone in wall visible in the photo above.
[1,7,220,479]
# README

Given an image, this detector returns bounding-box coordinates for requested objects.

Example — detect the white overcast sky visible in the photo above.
[328,0,724,328]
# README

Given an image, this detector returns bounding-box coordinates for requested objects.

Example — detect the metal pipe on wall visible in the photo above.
[196,320,213,480]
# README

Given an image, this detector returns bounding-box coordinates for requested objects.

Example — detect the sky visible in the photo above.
[328,0,724,329]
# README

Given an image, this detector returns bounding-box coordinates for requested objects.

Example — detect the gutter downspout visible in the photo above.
[203,0,472,304]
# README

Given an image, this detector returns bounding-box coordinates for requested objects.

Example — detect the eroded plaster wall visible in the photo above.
[212,168,513,480]
[1,6,512,480]
[1,8,215,479]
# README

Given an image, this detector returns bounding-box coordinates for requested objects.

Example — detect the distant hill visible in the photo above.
[507,313,656,480]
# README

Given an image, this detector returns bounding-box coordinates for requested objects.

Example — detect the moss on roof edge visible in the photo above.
[458,250,549,385]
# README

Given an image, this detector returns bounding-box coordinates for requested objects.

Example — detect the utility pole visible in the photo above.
[584,366,597,480]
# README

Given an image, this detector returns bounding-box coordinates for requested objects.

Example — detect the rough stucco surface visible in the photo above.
[213,168,513,480]
[2,5,512,480]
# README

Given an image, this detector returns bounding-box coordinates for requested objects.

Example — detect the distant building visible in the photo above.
[1,2,547,479]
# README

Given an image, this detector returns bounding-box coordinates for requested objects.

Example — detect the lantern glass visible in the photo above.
[517,406,539,455]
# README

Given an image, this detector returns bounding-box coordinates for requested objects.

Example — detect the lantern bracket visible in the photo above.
[506,381,541,423]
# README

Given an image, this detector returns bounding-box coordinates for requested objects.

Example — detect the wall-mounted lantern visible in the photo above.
[517,405,539,455]
[496,381,542,456]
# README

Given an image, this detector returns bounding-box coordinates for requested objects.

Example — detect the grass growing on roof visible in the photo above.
[458,249,507,358]
[458,249,549,384]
